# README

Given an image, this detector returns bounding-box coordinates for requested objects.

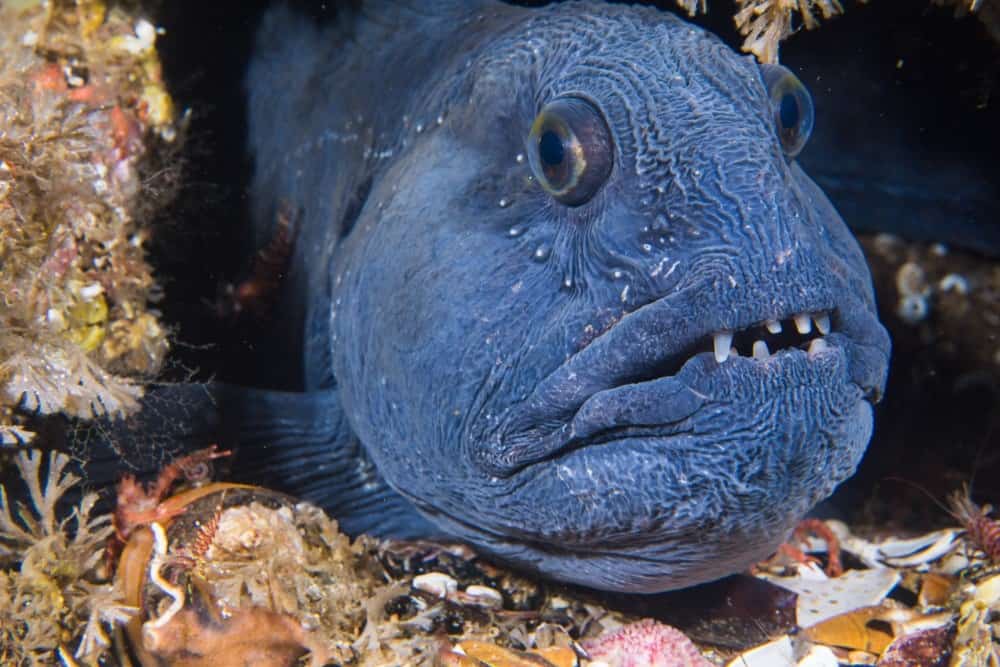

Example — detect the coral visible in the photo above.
[0,0,181,442]
[0,449,129,665]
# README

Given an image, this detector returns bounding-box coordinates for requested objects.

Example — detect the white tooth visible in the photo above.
[752,340,770,360]
[714,331,733,363]
[793,313,812,334]
[808,338,829,356]
[765,320,782,334]
[814,313,831,335]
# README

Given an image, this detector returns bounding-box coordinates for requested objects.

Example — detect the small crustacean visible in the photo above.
[216,203,297,320]
[109,460,328,667]
[107,445,230,569]
[758,518,844,578]
[948,485,1000,563]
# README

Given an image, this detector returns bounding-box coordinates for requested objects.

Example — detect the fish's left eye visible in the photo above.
[760,64,814,159]
[527,96,613,206]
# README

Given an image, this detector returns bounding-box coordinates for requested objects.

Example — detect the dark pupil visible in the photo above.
[538,130,565,166]
[779,93,799,130]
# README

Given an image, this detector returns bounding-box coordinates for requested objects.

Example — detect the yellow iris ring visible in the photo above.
[530,114,588,198]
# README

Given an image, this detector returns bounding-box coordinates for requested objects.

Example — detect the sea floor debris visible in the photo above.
[2,445,999,666]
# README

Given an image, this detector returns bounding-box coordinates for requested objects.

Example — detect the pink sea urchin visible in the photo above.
[581,619,713,667]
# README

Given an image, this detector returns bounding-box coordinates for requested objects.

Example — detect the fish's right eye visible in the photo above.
[527,96,613,206]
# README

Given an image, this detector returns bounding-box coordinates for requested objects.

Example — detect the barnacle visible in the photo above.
[0,449,130,665]
[0,0,181,441]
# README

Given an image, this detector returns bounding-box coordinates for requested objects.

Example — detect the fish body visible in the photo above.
[232,0,891,593]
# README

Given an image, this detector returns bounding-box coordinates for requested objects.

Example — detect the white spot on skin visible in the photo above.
[650,257,679,278]
[728,275,737,288]
[511,280,524,294]
[621,285,630,303]
[776,248,793,265]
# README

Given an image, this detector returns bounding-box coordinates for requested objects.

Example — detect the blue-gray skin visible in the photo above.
[243,0,890,593]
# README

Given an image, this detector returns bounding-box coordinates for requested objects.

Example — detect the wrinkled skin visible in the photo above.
[248,0,890,592]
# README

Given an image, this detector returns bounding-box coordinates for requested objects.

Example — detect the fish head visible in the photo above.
[330,1,890,592]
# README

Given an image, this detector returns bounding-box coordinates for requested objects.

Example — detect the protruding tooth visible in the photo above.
[793,313,812,334]
[808,338,829,356]
[752,340,770,360]
[814,313,831,335]
[714,331,733,363]
[765,320,782,334]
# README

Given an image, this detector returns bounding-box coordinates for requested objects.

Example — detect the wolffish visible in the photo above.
[200,0,891,593]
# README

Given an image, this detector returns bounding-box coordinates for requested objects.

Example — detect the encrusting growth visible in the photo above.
[0,0,180,445]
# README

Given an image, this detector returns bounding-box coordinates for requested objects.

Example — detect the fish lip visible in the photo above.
[492,286,886,476]
[512,338,855,468]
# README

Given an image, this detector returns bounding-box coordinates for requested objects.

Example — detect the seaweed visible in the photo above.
[0,449,129,666]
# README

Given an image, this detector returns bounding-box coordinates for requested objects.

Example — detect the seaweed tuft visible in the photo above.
[0,448,132,666]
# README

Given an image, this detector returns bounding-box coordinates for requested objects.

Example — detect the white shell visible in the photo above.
[878,529,960,567]
[797,645,839,667]
[762,567,901,627]
[463,585,503,608]
[725,635,795,667]
[412,572,458,598]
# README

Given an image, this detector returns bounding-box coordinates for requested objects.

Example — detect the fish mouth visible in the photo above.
[491,283,888,476]
[625,310,836,385]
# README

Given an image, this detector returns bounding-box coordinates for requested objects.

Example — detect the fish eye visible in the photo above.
[526,96,613,206]
[760,64,814,159]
